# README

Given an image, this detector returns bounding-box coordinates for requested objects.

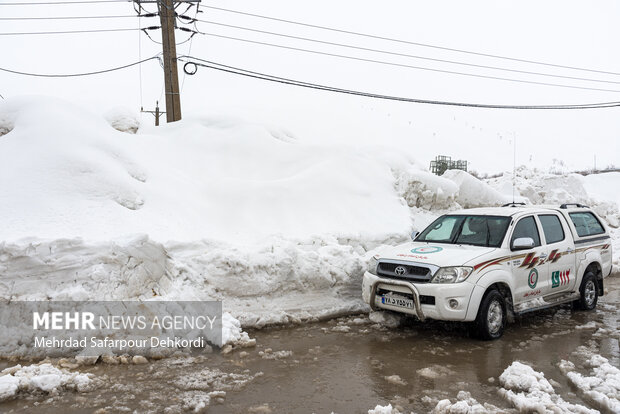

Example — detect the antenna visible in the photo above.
[512,132,516,203]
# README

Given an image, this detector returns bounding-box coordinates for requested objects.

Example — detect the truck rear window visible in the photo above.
[568,212,605,237]
[539,215,565,244]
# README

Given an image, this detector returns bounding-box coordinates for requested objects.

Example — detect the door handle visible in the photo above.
[539,253,548,259]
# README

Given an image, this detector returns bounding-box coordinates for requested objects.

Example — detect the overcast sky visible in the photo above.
[1,0,619,173]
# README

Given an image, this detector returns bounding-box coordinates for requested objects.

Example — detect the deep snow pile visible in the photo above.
[0,96,619,355]
[0,97,413,243]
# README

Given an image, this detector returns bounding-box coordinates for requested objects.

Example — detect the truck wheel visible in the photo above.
[473,290,506,340]
[575,271,598,311]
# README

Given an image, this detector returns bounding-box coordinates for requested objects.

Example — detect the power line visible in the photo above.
[194,18,620,86]
[0,55,159,77]
[191,32,620,94]
[0,0,129,5]
[0,15,155,20]
[202,5,620,77]
[0,27,156,36]
[180,57,620,110]
[138,7,144,109]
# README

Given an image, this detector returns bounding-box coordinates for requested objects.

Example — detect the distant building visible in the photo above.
[430,155,468,176]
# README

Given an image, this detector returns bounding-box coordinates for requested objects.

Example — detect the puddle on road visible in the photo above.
[2,277,618,413]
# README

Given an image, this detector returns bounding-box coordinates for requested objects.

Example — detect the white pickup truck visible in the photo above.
[363,204,613,339]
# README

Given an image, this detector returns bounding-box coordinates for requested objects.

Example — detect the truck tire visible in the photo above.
[575,271,598,311]
[473,289,506,340]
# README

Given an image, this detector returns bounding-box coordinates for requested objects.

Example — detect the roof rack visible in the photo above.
[560,203,589,209]
[502,202,526,207]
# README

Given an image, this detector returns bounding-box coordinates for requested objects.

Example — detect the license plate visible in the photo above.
[379,295,413,309]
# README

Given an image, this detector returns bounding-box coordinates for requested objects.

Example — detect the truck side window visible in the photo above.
[539,214,565,244]
[568,212,605,237]
[511,216,541,248]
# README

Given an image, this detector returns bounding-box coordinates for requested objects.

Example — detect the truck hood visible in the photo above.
[380,242,496,268]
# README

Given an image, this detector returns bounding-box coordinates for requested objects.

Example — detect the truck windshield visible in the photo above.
[416,215,511,248]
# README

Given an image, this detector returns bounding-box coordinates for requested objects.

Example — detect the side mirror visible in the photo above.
[411,231,420,241]
[512,237,535,250]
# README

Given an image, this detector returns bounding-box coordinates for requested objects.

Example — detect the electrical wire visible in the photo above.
[180,3,200,92]
[0,0,129,5]
[0,15,145,20]
[179,57,620,110]
[190,32,620,94]
[202,5,620,77]
[192,18,620,86]
[0,28,146,36]
[138,7,144,109]
[0,55,160,77]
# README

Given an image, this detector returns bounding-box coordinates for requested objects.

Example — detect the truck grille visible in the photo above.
[377,261,432,282]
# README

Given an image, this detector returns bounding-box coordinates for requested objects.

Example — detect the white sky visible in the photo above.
[1,0,619,173]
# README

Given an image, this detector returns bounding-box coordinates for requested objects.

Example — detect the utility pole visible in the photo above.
[141,101,165,126]
[158,0,182,122]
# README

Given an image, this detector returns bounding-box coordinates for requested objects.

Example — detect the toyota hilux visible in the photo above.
[362,204,613,339]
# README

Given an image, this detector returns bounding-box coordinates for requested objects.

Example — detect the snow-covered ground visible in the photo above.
[0,96,619,355]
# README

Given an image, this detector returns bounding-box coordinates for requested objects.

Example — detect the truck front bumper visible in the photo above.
[362,271,476,322]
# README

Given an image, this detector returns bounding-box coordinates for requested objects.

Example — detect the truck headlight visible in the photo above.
[367,255,379,275]
[431,267,473,283]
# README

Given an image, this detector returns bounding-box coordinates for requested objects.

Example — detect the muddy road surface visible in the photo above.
[2,276,619,413]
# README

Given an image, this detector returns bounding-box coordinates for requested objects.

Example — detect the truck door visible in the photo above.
[538,214,576,294]
[510,215,548,304]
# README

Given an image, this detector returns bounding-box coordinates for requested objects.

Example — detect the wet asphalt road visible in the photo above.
[1,276,618,414]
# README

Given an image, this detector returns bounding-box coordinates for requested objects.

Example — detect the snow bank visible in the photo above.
[487,167,620,229]
[394,166,458,210]
[0,97,412,243]
[164,236,368,328]
[498,361,597,413]
[443,169,525,208]
[0,235,169,301]
[560,354,620,413]
[0,96,619,361]
[0,363,95,402]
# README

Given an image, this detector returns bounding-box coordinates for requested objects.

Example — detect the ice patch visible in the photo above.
[575,321,598,330]
[417,365,455,379]
[384,375,407,386]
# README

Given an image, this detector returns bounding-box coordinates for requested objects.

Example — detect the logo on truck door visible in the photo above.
[551,270,570,288]
[528,268,539,289]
